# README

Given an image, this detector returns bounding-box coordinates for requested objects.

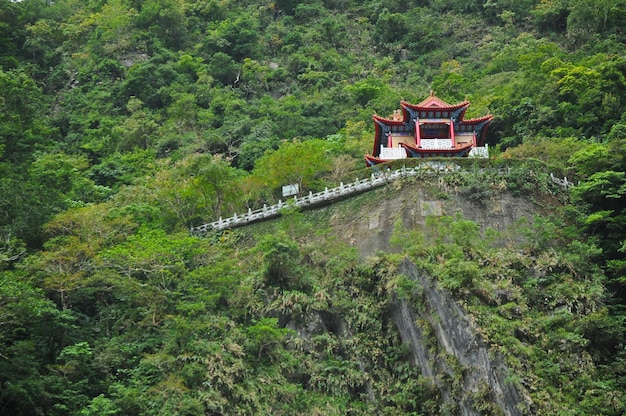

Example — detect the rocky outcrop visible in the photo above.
[390,258,529,415]
[331,179,539,258]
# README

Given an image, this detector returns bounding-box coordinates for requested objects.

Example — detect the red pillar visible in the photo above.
[415,119,421,147]
[449,119,456,148]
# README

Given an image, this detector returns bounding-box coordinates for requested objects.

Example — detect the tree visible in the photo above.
[132,0,188,49]
[122,55,184,109]
[0,68,52,164]
[236,119,281,171]
[181,153,245,220]
[207,52,241,86]
[87,0,138,56]
[0,272,66,415]
[567,0,626,44]
[344,77,389,108]
[245,318,290,360]
[131,153,245,228]
[373,9,407,45]
[96,227,207,324]
[24,235,95,311]
[257,232,306,290]
[0,0,22,68]
[531,0,569,33]
[88,149,157,189]
[252,139,332,196]
[571,139,626,300]
[573,171,626,251]
[201,14,260,62]
[113,97,160,151]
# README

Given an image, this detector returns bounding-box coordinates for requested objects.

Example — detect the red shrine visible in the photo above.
[365,92,493,166]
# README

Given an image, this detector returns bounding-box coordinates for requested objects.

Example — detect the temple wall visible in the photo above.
[455,132,474,145]
[390,134,415,147]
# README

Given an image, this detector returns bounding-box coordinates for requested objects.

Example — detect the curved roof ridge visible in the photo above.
[373,114,405,124]
[401,96,470,111]
[461,114,494,123]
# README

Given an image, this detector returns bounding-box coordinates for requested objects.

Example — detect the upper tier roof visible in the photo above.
[461,114,494,124]
[402,91,470,112]
[372,114,405,125]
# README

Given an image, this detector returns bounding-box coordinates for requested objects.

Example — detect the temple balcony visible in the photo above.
[420,138,453,149]
[380,146,408,159]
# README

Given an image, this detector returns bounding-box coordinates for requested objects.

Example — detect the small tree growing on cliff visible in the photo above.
[257,232,312,292]
[252,139,332,196]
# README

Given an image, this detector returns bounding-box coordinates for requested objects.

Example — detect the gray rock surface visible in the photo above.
[390,258,529,415]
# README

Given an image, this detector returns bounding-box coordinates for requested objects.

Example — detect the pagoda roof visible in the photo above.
[401,92,470,112]
[373,114,406,125]
[460,114,494,124]
[400,141,474,156]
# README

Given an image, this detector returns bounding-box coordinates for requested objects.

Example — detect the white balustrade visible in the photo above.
[420,139,453,149]
[469,145,489,158]
[190,162,575,234]
[380,147,408,159]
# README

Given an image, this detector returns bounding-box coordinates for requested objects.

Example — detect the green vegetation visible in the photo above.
[1,0,626,414]
[392,213,621,413]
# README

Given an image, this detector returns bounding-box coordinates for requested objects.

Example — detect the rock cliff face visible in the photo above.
[325,180,539,413]
[391,259,528,415]
[330,180,538,258]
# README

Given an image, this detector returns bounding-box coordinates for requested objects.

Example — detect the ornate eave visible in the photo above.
[401,99,470,112]
[461,114,494,124]
[373,114,406,126]
[401,93,471,121]
[459,114,493,145]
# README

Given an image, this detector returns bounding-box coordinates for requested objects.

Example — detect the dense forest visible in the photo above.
[1,0,626,414]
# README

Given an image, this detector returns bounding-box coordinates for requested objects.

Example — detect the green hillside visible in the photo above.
[1,0,626,414]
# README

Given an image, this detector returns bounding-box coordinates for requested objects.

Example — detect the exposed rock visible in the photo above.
[120,52,148,68]
[292,177,553,412]
[330,179,539,258]
[390,258,530,415]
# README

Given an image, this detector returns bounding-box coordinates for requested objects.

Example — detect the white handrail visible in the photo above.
[191,164,574,234]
